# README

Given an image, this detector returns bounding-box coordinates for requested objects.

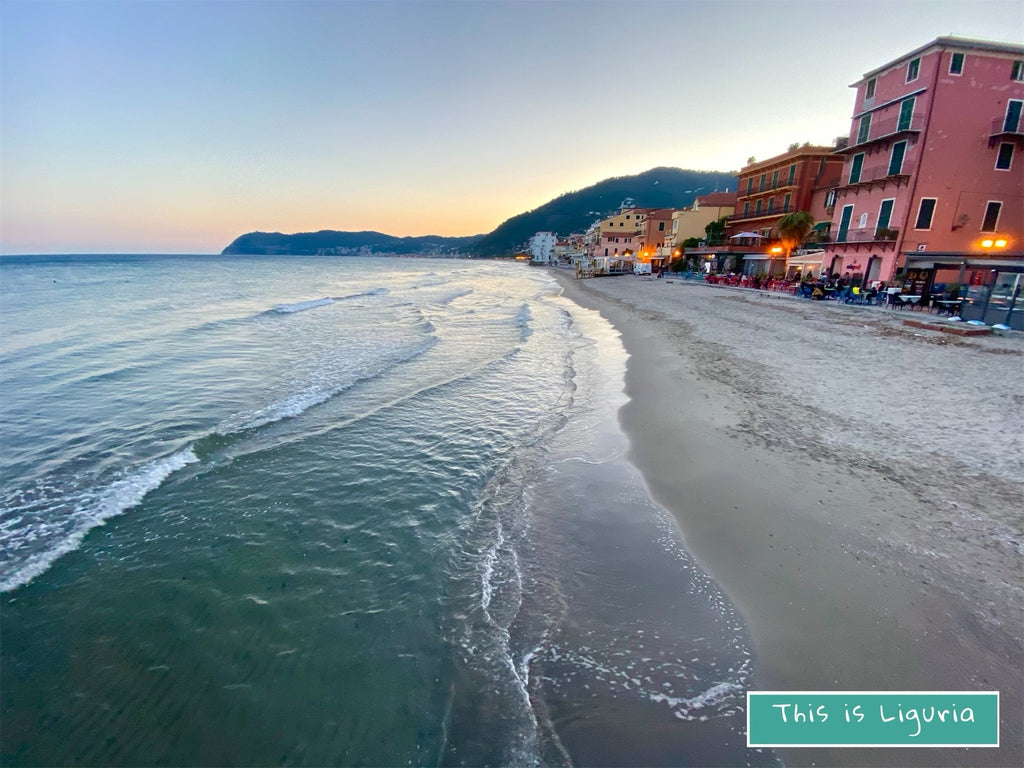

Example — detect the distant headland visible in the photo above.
[221,167,736,257]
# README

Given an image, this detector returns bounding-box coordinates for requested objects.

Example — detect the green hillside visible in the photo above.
[470,167,736,257]
[222,230,483,256]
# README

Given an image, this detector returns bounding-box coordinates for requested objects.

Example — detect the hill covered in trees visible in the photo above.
[470,167,736,257]
[221,166,736,257]
[221,230,482,256]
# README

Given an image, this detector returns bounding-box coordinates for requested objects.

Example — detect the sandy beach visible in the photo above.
[552,270,1023,767]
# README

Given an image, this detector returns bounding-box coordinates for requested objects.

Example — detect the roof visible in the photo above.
[739,146,841,175]
[696,192,737,207]
[854,36,1024,85]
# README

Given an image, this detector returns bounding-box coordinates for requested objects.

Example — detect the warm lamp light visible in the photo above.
[981,237,1008,249]
[982,239,994,248]
[995,239,1008,248]
[770,246,783,254]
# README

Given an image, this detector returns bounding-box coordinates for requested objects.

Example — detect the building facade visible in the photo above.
[667,192,737,253]
[824,37,1024,293]
[729,146,845,240]
[528,231,557,264]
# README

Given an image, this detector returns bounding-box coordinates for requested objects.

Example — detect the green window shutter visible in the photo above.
[1004,100,1023,132]
[857,114,871,143]
[888,141,907,176]
[850,153,864,183]
[838,205,854,242]
[898,98,915,131]
[877,199,894,233]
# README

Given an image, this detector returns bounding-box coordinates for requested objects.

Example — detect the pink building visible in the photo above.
[635,208,675,270]
[824,37,1024,309]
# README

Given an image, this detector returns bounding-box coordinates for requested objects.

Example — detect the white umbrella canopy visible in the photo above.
[730,232,764,239]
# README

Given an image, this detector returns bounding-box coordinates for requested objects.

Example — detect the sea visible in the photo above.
[0,255,774,767]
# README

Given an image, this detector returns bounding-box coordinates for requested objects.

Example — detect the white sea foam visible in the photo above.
[334,287,389,300]
[649,680,743,720]
[0,448,198,592]
[214,336,437,434]
[271,297,334,314]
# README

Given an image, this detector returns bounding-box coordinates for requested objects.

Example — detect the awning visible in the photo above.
[743,254,785,260]
[788,254,826,266]
[730,232,764,239]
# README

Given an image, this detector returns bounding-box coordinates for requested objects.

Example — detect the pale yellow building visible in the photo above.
[665,192,737,258]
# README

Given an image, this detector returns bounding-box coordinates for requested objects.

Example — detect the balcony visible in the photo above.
[989,115,1024,146]
[730,204,793,222]
[837,159,916,192]
[828,227,900,249]
[839,113,925,153]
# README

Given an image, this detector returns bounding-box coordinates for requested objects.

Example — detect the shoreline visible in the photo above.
[551,270,1022,767]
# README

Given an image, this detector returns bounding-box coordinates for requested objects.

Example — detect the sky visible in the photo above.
[1,0,1022,254]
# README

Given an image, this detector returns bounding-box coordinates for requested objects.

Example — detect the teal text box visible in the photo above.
[747,692,999,747]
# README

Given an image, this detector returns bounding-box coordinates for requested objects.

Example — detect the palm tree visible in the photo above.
[775,211,816,258]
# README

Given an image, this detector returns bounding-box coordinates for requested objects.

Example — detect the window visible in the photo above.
[1004,100,1023,133]
[865,78,876,99]
[746,177,753,194]
[996,142,1014,170]
[756,200,763,214]
[1012,61,1023,81]
[825,189,838,208]
[771,169,779,189]
[743,202,750,216]
[768,198,775,212]
[982,201,1002,232]
[888,140,907,176]
[897,97,915,131]
[849,153,865,184]
[907,57,920,82]
[877,199,895,234]
[759,173,766,191]
[949,52,964,75]
[837,205,854,242]
[783,193,791,210]
[915,198,937,230]
[858,212,868,229]
[658,221,665,231]
[788,164,796,185]
[857,114,871,144]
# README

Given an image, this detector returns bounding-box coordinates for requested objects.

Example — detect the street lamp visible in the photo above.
[977,236,1010,323]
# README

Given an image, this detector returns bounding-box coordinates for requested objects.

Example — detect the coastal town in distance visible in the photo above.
[525,37,1023,331]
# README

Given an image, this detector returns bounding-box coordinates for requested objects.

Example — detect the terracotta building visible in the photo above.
[729,146,845,240]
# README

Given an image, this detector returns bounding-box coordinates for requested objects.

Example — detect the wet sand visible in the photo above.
[552,270,1023,767]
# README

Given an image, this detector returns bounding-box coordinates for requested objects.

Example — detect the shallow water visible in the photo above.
[1,255,770,765]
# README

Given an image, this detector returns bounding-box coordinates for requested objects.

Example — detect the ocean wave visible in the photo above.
[213,336,438,434]
[514,303,533,341]
[0,448,198,593]
[270,297,335,314]
[334,287,390,300]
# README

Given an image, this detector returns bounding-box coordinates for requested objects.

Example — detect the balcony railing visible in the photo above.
[842,159,916,187]
[730,204,793,222]
[991,115,1023,137]
[832,227,900,244]
[844,113,925,150]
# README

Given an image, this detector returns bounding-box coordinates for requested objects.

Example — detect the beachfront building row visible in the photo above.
[681,38,1024,308]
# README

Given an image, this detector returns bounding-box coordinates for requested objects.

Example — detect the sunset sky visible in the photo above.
[2,0,1022,254]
